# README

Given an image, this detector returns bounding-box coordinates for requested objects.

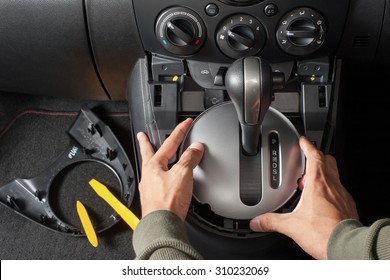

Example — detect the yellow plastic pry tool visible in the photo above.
[89,179,139,230]
[76,200,98,248]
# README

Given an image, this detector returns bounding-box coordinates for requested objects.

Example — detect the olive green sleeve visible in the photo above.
[328,219,390,260]
[132,210,203,260]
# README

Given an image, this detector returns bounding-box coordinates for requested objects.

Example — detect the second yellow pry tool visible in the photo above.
[89,179,139,230]
[76,200,98,248]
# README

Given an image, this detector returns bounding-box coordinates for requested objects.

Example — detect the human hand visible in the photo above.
[137,118,204,221]
[250,136,359,259]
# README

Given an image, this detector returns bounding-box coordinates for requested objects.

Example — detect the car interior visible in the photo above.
[1,0,390,260]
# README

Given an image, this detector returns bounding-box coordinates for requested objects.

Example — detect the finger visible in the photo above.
[299,136,323,160]
[249,213,288,233]
[176,142,205,170]
[137,132,155,164]
[154,118,193,164]
[299,136,324,174]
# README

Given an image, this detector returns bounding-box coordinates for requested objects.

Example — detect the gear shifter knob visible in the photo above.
[225,57,283,156]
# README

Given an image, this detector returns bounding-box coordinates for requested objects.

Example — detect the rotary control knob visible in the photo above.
[155,7,206,56]
[228,25,255,50]
[276,8,326,56]
[216,14,266,59]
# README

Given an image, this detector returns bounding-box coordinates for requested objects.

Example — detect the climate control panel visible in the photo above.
[153,5,328,59]
[133,0,348,63]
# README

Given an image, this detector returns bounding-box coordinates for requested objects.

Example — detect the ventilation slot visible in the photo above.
[353,36,370,48]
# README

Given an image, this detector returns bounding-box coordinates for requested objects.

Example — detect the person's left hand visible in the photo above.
[137,118,204,221]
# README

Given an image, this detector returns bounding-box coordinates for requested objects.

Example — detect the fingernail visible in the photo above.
[189,142,204,152]
[249,218,263,232]
[184,117,193,124]
[136,132,142,141]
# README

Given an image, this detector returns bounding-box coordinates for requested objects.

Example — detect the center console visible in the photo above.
[128,0,350,259]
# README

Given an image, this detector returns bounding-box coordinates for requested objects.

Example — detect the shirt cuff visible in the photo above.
[132,210,203,260]
[327,219,367,259]
[327,219,390,259]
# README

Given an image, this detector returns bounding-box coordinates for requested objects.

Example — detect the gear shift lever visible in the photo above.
[225,57,284,156]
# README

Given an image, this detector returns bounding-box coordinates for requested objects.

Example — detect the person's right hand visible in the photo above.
[137,118,204,222]
[250,136,359,259]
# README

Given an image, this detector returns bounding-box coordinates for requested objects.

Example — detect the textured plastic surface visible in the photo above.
[338,0,385,64]
[0,0,106,99]
[85,0,144,100]
[128,58,182,170]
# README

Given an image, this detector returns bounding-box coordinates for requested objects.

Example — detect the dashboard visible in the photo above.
[0,0,388,101]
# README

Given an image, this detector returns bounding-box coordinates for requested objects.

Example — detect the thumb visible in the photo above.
[250,213,287,233]
[177,142,204,169]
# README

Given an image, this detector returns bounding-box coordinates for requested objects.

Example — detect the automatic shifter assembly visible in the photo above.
[181,57,304,234]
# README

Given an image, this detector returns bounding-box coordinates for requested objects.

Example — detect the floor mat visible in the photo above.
[0,95,140,259]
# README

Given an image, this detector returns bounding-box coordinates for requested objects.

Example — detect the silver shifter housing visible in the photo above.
[181,102,304,220]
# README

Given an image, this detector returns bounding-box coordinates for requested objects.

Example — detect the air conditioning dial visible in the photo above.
[276,8,326,56]
[216,14,266,59]
[155,7,206,55]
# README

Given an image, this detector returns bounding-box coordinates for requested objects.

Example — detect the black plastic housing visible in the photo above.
[133,0,350,63]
